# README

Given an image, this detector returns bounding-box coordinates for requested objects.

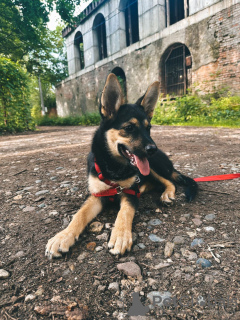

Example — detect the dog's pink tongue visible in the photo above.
[134,155,150,176]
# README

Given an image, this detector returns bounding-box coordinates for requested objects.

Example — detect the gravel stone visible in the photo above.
[108,282,120,292]
[191,238,204,248]
[204,226,215,232]
[164,242,175,258]
[117,262,141,278]
[0,269,10,279]
[35,190,49,196]
[89,222,104,233]
[149,234,165,243]
[205,214,216,221]
[173,236,185,244]
[197,258,212,268]
[148,219,162,226]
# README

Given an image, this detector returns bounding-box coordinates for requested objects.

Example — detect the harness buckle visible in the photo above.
[116,186,124,194]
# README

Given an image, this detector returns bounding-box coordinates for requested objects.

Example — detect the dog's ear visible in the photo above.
[136,81,160,120]
[100,73,123,119]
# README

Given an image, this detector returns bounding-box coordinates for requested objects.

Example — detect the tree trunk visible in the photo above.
[38,76,46,116]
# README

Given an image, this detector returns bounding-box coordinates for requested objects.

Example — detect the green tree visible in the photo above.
[0,57,35,133]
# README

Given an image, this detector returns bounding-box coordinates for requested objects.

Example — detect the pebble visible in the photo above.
[147,291,172,307]
[205,214,216,221]
[108,282,120,292]
[200,251,212,259]
[56,167,64,170]
[35,190,49,196]
[117,262,141,278]
[148,219,162,226]
[60,184,71,188]
[132,232,137,243]
[0,269,10,279]
[196,258,212,268]
[35,286,44,296]
[137,243,146,249]
[49,210,59,217]
[181,248,197,260]
[204,226,215,232]
[98,285,106,292]
[164,242,175,258]
[14,251,25,258]
[35,180,42,184]
[138,232,144,237]
[62,218,69,228]
[25,294,36,302]
[192,218,202,226]
[23,186,34,191]
[50,177,57,181]
[13,195,22,200]
[38,203,46,208]
[186,231,197,238]
[96,233,108,241]
[89,222,104,233]
[191,238,204,248]
[95,246,103,252]
[86,242,96,251]
[70,187,79,192]
[149,234,165,243]
[23,206,35,212]
[155,208,162,213]
[173,236,185,244]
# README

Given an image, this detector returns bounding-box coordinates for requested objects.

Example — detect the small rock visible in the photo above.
[35,190,49,196]
[155,208,162,213]
[181,248,197,260]
[86,242,96,251]
[154,262,171,269]
[38,203,46,208]
[138,232,144,237]
[173,236,185,244]
[50,176,57,181]
[145,253,153,260]
[132,232,137,243]
[93,280,100,286]
[14,251,25,258]
[35,180,42,184]
[204,226,215,232]
[98,285,106,292]
[60,184,71,188]
[62,218,69,228]
[191,238,204,248]
[96,233,108,241]
[192,218,202,226]
[205,214,216,221]
[108,282,119,292]
[34,197,45,202]
[77,252,89,262]
[56,167,64,170]
[200,251,212,259]
[0,269,10,279]
[148,278,157,287]
[49,210,59,217]
[149,234,165,243]
[204,275,214,283]
[23,206,35,212]
[35,286,44,296]
[95,246,103,252]
[196,258,212,268]
[164,242,175,258]
[13,195,22,200]
[117,262,141,278]
[25,294,36,302]
[147,291,172,307]
[89,222,104,233]
[148,219,162,226]
[105,223,113,229]
[137,243,146,249]
[70,187,79,193]
[186,231,197,238]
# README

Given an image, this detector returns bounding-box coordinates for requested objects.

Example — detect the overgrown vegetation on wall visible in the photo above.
[152,93,240,128]
[0,58,35,133]
[36,113,101,126]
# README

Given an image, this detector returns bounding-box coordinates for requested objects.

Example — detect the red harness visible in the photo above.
[92,159,141,201]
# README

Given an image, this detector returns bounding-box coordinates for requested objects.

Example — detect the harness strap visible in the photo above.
[93,158,141,199]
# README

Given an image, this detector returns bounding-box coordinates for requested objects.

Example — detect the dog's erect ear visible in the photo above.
[100,73,123,119]
[136,81,160,120]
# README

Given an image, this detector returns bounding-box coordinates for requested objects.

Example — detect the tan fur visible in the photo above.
[106,129,130,160]
[46,196,102,258]
[139,181,155,194]
[143,119,150,127]
[108,196,135,255]
[151,169,176,203]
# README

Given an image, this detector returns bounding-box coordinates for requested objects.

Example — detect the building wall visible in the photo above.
[56,0,240,117]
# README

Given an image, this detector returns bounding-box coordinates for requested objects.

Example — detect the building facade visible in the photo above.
[56,0,240,117]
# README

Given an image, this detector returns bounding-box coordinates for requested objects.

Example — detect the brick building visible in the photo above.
[56,0,240,117]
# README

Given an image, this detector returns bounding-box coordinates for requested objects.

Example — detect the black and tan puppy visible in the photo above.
[46,74,198,258]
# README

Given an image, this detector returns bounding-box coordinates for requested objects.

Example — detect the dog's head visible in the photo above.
[100,73,160,176]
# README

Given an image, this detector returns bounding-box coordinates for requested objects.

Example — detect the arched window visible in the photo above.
[122,0,139,46]
[74,31,85,71]
[93,13,107,62]
[160,44,192,96]
[112,67,127,101]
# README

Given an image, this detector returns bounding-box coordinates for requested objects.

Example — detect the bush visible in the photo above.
[0,57,35,133]
[152,93,240,127]
[36,113,101,126]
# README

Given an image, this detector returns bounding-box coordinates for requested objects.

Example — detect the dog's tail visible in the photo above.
[171,170,198,202]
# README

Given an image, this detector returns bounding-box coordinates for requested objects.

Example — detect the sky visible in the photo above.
[48,0,92,30]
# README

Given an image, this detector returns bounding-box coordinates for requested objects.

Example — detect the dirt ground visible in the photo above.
[0,125,240,320]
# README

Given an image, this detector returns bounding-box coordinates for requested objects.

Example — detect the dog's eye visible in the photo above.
[125,124,135,132]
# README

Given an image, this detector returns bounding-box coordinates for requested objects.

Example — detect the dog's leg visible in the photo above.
[151,169,176,204]
[46,196,102,259]
[108,196,136,255]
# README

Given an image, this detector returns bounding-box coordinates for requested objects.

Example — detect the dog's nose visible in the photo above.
[145,144,157,156]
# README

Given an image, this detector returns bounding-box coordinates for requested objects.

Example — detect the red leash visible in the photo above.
[194,173,240,182]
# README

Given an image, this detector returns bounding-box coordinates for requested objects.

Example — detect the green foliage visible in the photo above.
[0,58,35,133]
[152,93,240,128]
[36,113,101,126]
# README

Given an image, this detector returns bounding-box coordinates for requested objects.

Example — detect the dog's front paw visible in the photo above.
[45,229,76,259]
[161,190,175,204]
[108,228,132,255]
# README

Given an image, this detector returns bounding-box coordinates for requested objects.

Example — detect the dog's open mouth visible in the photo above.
[118,144,150,176]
